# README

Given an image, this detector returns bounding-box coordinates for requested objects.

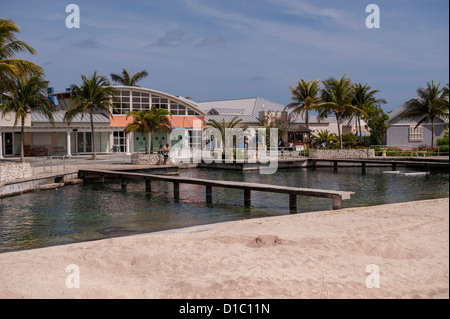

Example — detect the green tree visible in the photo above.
[436,128,448,146]
[110,68,149,86]
[401,81,449,146]
[0,18,43,86]
[286,79,322,131]
[65,71,118,159]
[316,75,363,149]
[124,107,172,153]
[0,74,55,162]
[365,104,389,145]
[352,83,387,141]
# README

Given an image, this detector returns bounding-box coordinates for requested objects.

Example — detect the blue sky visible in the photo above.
[3,0,449,111]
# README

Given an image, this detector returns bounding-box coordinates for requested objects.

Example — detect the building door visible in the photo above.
[77,132,93,153]
[4,133,13,155]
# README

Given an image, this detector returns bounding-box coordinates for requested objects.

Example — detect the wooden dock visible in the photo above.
[310,158,449,172]
[79,169,355,212]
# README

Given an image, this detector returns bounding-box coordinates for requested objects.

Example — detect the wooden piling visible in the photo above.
[244,189,251,207]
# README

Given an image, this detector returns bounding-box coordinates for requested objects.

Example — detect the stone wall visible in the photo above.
[0,162,32,182]
[309,149,375,159]
[131,153,172,165]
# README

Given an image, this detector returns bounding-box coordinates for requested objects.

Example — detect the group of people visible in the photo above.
[157,144,170,165]
[277,139,295,156]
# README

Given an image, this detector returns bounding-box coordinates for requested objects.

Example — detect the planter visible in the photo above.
[131,153,171,165]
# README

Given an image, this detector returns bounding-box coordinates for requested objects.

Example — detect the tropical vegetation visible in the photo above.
[401,81,449,146]
[124,107,172,153]
[352,83,387,142]
[316,75,366,149]
[64,71,118,159]
[0,74,55,162]
[110,68,149,87]
[286,79,322,132]
[0,18,43,89]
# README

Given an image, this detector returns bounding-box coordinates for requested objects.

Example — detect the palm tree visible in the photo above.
[0,18,43,86]
[286,79,322,131]
[110,68,149,86]
[64,71,118,159]
[124,107,172,153]
[0,74,55,163]
[205,116,246,153]
[316,75,363,149]
[402,81,449,146]
[352,83,386,141]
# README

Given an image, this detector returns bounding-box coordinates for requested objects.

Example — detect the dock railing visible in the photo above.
[369,145,450,157]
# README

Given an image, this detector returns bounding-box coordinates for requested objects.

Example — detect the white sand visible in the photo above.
[0,198,448,299]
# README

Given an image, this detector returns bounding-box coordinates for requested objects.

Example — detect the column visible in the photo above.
[0,132,3,159]
[126,132,131,155]
[66,131,72,157]
[109,131,114,153]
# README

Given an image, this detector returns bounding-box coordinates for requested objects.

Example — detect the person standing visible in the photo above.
[157,144,164,165]
[278,139,285,156]
[288,141,294,156]
[163,143,170,165]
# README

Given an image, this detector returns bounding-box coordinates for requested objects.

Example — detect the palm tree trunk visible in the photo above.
[20,116,25,163]
[336,113,343,149]
[90,111,96,160]
[431,117,435,147]
[305,109,310,142]
[149,131,153,154]
[358,116,363,142]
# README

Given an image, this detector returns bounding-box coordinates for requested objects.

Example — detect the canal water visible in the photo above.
[0,167,448,253]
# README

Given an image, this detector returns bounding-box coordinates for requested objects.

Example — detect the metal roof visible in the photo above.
[31,110,111,123]
[209,108,245,115]
[205,114,260,124]
[198,97,286,117]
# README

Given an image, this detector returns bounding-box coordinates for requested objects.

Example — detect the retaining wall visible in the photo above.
[309,149,375,159]
[0,163,32,182]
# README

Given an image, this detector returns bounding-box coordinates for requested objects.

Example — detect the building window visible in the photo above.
[113,90,200,116]
[113,90,131,115]
[113,131,126,152]
[409,126,423,142]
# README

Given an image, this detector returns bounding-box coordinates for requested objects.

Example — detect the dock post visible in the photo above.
[206,185,213,204]
[121,179,127,191]
[332,196,342,210]
[392,163,397,171]
[362,162,366,175]
[244,189,251,207]
[174,182,180,201]
[289,194,297,213]
[99,175,105,183]
[145,179,152,193]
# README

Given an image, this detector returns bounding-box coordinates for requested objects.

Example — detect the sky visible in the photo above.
[3,0,449,112]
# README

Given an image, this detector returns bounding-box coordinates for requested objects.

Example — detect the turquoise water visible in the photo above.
[0,167,448,253]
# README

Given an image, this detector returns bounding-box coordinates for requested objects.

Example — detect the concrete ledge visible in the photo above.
[0,171,79,198]
[309,149,375,159]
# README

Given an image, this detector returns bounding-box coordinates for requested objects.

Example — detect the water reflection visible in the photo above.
[0,167,448,253]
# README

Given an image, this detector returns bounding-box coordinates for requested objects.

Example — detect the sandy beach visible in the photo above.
[0,198,448,299]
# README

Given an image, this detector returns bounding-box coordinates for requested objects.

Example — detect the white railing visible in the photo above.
[369,145,449,157]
